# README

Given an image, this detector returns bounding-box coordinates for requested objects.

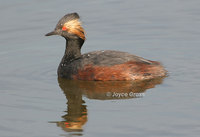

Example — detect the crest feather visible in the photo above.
[63,19,85,40]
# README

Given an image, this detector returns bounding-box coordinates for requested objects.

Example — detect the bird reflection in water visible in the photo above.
[51,77,165,133]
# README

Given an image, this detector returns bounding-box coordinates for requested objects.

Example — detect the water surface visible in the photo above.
[0,0,200,137]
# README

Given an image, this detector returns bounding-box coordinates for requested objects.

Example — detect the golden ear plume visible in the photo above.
[63,19,85,40]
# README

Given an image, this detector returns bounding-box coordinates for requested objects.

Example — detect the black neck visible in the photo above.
[61,38,84,64]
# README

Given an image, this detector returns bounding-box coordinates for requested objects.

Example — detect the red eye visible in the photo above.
[62,26,67,31]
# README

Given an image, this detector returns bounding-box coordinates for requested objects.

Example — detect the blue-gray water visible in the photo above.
[0,0,200,137]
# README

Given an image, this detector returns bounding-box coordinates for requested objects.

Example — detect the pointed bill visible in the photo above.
[45,31,58,36]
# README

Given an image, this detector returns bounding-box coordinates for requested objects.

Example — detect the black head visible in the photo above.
[45,13,85,40]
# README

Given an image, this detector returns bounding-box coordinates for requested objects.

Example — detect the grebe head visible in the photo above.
[45,12,85,41]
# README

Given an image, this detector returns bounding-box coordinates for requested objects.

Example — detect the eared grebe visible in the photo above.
[45,13,167,81]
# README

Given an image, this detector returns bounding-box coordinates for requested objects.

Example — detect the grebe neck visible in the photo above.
[61,38,84,64]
